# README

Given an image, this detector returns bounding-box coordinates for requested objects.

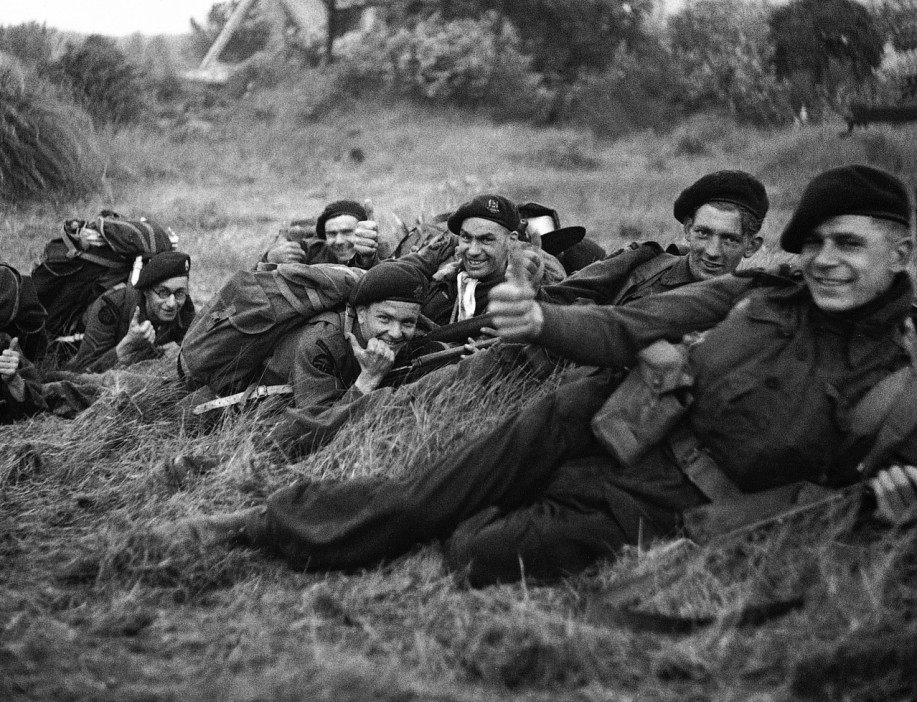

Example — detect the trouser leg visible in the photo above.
[255,372,617,571]
[444,457,642,587]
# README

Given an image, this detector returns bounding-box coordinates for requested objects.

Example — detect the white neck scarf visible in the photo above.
[453,272,479,322]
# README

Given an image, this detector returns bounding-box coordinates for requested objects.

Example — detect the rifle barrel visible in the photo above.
[412,337,500,367]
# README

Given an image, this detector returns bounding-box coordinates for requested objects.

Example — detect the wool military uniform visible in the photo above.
[67,285,195,373]
[399,233,566,325]
[235,267,916,583]
[0,332,46,423]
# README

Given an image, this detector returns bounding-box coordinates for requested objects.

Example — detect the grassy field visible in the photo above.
[2,99,917,701]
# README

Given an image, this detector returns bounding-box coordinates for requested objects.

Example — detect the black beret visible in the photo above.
[673,170,769,223]
[519,202,561,229]
[136,251,191,290]
[349,261,429,308]
[780,164,911,253]
[316,200,367,239]
[447,194,520,235]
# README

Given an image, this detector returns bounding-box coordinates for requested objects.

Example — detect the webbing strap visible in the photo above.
[667,424,742,501]
[273,271,322,316]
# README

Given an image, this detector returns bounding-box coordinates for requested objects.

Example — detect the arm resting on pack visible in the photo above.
[533,274,756,368]
[396,234,458,278]
[538,242,663,306]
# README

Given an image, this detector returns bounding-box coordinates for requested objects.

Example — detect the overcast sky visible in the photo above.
[0,0,218,36]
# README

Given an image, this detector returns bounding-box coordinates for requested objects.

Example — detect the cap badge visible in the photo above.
[487,198,500,214]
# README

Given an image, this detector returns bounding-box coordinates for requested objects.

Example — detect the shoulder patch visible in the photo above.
[97,306,117,326]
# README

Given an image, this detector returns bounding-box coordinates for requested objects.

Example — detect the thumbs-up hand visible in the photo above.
[0,337,22,381]
[509,246,544,288]
[487,253,543,342]
[347,331,395,395]
[354,198,379,259]
[117,307,156,361]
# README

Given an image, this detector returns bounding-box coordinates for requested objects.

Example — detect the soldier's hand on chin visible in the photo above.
[488,280,543,342]
[347,332,395,394]
[870,464,917,527]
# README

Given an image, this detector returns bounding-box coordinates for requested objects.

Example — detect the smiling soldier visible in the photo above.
[259,260,429,415]
[183,164,917,581]
[397,194,565,325]
[68,252,195,373]
[542,170,767,307]
[260,200,380,269]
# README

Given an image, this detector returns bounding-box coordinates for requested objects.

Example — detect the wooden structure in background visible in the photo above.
[184,0,376,84]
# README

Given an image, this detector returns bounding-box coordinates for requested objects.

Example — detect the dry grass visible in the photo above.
[2,99,917,701]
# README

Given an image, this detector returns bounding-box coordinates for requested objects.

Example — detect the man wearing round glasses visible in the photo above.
[68,252,195,373]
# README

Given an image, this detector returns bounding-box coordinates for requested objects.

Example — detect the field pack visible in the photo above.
[178,263,365,396]
[31,213,175,345]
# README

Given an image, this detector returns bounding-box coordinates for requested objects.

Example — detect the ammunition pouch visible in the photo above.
[591,339,694,467]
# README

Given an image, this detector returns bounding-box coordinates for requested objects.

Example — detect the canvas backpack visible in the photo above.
[178,263,365,396]
[31,212,175,345]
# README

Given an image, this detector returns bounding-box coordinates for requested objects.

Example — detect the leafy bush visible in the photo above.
[48,35,146,126]
[668,0,794,126]
[337,11,541,108]
[567,43,688,137]
[0,22,59,71]
[0,56,100,202]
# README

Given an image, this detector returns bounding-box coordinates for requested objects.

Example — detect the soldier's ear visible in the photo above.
[890,234,914,272]
[743,235,764,258]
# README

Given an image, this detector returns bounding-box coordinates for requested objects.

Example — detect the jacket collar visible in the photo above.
[659,255,696,287]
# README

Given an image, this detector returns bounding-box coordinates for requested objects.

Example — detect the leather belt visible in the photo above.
[667,424,742,501]
[193,384,294,415]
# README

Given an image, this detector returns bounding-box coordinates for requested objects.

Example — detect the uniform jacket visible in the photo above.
[261,309,412,454]
[536,271,916,499]
[67,285,195,373]
[0,332,46,422]
[540,242,693,307]
[0,263,48,362]
[399,233,567,325]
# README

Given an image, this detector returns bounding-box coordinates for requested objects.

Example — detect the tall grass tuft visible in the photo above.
[0,56,101,202]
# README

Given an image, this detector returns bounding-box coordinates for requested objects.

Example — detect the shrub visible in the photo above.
[48,34,145,126]
[336,11,541,109]
[668,0,794,126]
[567,43,688,137]
[0,22,59,71]
[0,56,100,202]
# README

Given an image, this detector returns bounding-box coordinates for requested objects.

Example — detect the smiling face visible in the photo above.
[456,217,518,280]
[324,214,360,263]
[143,275,189,324]
[683,203,762,281]
[356,299,421,355]
[799,215,912,313]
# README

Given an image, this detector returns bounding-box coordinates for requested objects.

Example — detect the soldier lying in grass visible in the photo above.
[68,252,195,373]
[180,164,917,584]
[258,261,428,428]
[260,200,381,269]
[396,194,565,325]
